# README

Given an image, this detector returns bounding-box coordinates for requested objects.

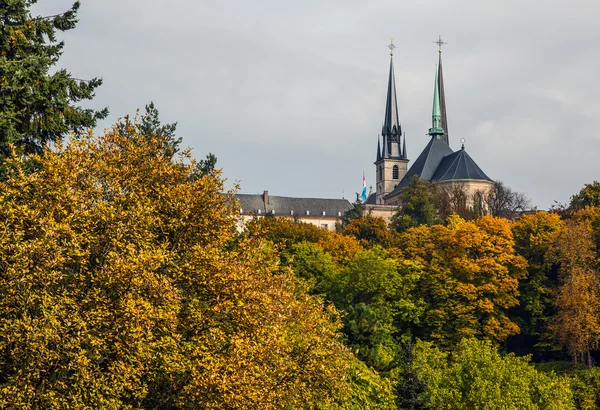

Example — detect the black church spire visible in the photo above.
[378,39,404,160]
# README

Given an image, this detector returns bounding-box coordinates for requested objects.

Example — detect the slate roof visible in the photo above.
[385,136,492,199]
[236,193,353,218]
[388,135,453,195]
[432,148,492,182]
[365,193,377,205]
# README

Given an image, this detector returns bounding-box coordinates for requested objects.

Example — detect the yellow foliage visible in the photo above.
[0,123,386,408]
[398,216,527,345]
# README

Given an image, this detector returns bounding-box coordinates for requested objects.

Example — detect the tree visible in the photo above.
[118,102,180,157]
[398,216,528,346]
[342,214,390,247]
[0,118,392,408]
[394,340,431,410]
[547,220,600,366]
[510,212,564,352]
[245,216,328,249]
[413,338,575,410]
[391,175,439,232]
[0,1,107,162]
[570,181,600,211]
[326,247,426,371]
[482,181,530,219]
[340,193,363,228]
[435,182,477,221]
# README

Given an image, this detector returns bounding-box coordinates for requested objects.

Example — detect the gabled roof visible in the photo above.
[432,148,492,182]
[388,135,453,196]
[236,193,353,217]
[365,192,377,205]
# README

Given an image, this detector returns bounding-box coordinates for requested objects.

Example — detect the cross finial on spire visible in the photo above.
[387,37,396,56]
[433,35,446,53]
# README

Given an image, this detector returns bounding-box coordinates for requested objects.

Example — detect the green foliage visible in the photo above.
[393,340,432,410]
[510,212,564,350]
[570,181,600,211]
[0,1,108,161]
[118,102,180,157]
[567,367,600,410]
[196,152,218,177]
[413,338,575,410]
[391,175,438,232]
[287,241,338,294]
[327,247,425,371]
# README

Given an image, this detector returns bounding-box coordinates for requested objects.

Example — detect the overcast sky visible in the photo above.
[33,0,600,209]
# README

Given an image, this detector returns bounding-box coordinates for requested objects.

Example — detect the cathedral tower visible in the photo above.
[374,39,408,205]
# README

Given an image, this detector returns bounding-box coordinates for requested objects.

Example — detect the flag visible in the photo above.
[361,173,367,202]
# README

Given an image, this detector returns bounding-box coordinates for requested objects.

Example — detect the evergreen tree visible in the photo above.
[0,1,107,161]
[340,193,364,228]
[395,340,431,410]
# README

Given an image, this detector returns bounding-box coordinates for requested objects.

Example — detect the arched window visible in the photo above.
[392,165,399,180]
[379,166,383,181]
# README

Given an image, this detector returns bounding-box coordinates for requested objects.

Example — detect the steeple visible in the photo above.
[383,57,402,139]
[429,63,445,136]
[379,38,404,160]
[374,38,409,205]
[432,35,449,144]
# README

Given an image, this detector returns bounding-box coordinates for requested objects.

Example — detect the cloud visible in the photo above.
[31,0,600,209]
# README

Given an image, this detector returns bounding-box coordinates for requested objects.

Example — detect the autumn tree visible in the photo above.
[572,206,600,253]
[398,215,528,346]
[245,216,328,249]
[0,1,107,162]
[0,119,393,408]
[548,220,600,366]
[342,214,390,247]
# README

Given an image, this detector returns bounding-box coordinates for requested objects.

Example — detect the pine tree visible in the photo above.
[0,1,107,161]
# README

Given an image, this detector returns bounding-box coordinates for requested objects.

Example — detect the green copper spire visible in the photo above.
[429,64,445,135]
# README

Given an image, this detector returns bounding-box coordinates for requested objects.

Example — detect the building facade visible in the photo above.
[236,191,352,231]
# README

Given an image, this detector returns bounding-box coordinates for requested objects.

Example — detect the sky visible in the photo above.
[33,0,600,210]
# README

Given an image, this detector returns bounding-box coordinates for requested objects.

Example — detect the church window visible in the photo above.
[393,165,399,180]
[379,166,383,181]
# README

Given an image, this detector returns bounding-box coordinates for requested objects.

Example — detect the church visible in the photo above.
[237,38,494,228]
[364,39,493,218]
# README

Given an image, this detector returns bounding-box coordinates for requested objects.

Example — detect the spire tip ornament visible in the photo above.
[433,35,447,53]
[387,37,396,56]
